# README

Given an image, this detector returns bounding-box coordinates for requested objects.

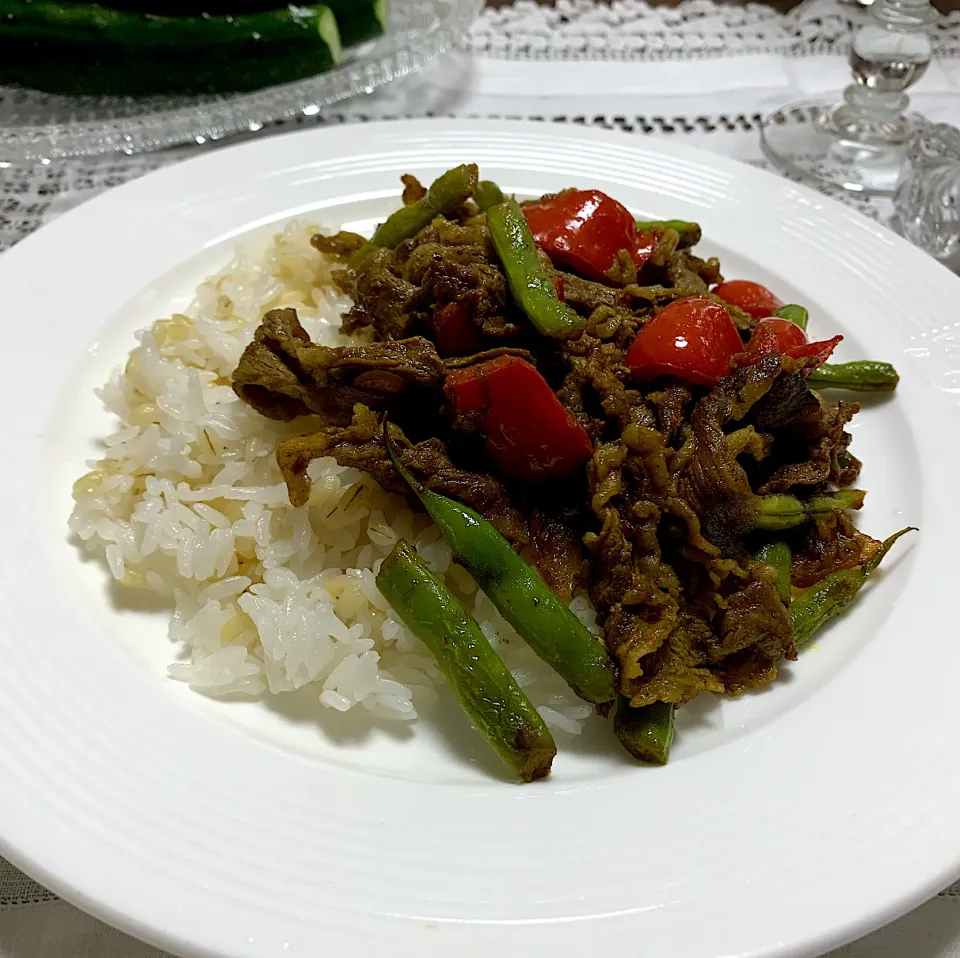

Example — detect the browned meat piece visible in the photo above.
[400,174,427,205]
[646,382,694,446]
[232,308,444,425]
[788,511,881,588]
[310,230,367,258]
[276,405,530,547]
[529,510,586,602]
[340,248,422,340]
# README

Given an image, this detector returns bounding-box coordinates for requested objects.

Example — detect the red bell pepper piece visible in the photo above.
[713,280,784,320]
[522,189,656,283]
[625,296,744,388]
[445,355,593,482]
[432,302,483,358]
[745,317,842,369]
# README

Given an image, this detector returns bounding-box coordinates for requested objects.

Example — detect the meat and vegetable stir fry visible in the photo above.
[232,164,912,781]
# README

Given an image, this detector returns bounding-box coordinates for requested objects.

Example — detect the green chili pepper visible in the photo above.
[349,163,479,267]
[613,697,675,765]
[773,303,809,331]
[753,539,792,603]
[377,539,557,782]
[474,179,506,212]
[807,361,900,393]
[486,198,586,340]
[753,490,865,532]
[635,219,702,249]
[384,424,616,708]
[792,528,915,649]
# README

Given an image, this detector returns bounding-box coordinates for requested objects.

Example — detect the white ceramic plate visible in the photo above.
[1,119,958,958]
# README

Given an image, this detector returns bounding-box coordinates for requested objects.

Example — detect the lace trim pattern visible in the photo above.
[467,0,960,60]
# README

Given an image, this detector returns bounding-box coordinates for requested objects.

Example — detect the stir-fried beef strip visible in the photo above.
[231,181,866,712]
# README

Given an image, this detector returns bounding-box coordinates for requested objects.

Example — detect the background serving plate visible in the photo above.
[0,0,482,163]
[0,119,958,958]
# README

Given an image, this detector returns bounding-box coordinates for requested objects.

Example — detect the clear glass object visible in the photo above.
[894,121,960,259]
[760,0,937,196]
[0,0,482,164]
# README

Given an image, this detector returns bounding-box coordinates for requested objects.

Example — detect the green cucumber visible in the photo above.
[0,0,342,50]
[322,0,388,46]
[1,38,337,94]
[58,0,389,47]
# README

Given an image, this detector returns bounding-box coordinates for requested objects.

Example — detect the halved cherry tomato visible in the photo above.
[432,302,483,357]
[445,355,593,482]
[522,189,656,283]
[625,296,744,388]
[713,280,784,319]
[744,317,842,369]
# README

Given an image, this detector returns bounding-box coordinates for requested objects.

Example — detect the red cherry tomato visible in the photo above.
[744,317,842,370]
[713,280,784,320]
[625,296,744,388]
[522,189,656,283]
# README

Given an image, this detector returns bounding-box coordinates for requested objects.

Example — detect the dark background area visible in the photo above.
[485,0,960,15]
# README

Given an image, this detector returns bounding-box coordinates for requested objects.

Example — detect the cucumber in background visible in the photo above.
[54,0,389,47]
[0,0,343,95]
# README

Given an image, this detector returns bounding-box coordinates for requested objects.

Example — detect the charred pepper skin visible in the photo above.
[377,539,557,782]
[486,199,586,339]
[349,163,479,267]
[752,490,866,532]
[791,528,914,648]
[613,697,676,765]
[384,424,617,709]
[808,361,900,393]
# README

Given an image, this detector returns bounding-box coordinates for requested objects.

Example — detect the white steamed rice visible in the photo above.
[69,220,599,733]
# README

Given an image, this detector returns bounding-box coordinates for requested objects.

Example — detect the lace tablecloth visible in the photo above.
[4,1,960,955]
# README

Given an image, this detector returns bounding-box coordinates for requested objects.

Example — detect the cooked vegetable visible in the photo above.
[754,540,792,603]
[522,189,657,282]
[713,280,784,319]
[0,0,342,95]
[487,199,586,339]
[636,219,702,249]
[753,490,866,531]
[773,303,809,331]
[745,318,842,368]
[444,355,593,482]
[614,698,675,765]
[625,296,743,387]
[432,303,483,358]
[474,180,506,212]
[349,164,479,267]
[808,361,900,392]
[377,539,557,782]
[792,529,914,648]
[384,424,617,708]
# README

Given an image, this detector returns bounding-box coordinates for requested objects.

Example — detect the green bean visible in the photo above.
[807,361,900,393]
[792,528,915,649]
[385,424,616,707]
[635,219,702,249]
[474,179,505,212]
[773,304,809,331]
[613,697,675,765]
[754,540,792,603]
[486,198,586,339]
[753,490,865,531]
[349,163,479,267]
[377,540,557,782]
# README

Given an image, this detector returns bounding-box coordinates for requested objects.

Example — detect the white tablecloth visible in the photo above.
[4,1,960,954]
